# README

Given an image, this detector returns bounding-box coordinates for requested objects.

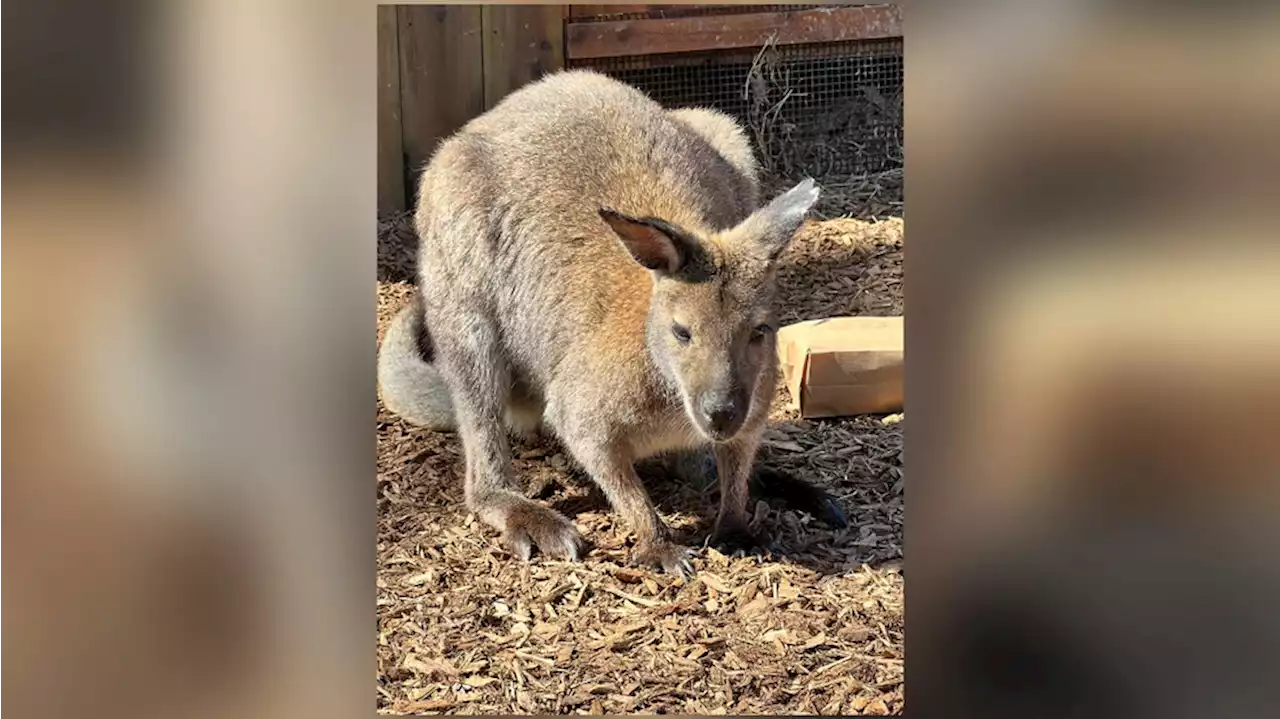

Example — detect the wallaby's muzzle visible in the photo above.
[696,389,750,442]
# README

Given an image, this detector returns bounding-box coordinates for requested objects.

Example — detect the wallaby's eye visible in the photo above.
[672,323,692,344]
[750,324,773,343]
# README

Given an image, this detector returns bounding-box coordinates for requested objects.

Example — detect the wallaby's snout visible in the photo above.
[698,387,749,441]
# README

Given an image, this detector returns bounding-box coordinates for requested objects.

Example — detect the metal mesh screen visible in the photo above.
[569,38,903,180]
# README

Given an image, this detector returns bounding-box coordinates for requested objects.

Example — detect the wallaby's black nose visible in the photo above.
[701,396,739,434]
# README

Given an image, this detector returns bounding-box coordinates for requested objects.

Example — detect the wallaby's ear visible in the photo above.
[736,178,821,261]
[599,208,694,275]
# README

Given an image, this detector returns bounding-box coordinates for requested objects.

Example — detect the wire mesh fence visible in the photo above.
[570,37,903,181]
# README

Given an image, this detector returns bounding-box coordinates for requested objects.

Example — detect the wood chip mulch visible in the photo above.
[377,214,904,715]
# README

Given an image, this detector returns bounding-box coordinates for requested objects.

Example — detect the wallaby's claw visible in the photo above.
[815,496,849,529]
[633,540,696,579]
[500,502,584,562]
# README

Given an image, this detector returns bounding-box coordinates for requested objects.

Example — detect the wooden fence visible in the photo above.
[378,5,565,213]
[378,4,902,213]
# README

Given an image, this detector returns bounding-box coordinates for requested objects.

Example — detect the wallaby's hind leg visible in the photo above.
[659,448,850,530]
[556,433,694,577]
[432,315,582,561]
[750,466,849,529]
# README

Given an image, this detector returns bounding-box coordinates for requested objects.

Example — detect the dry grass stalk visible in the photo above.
[744,41,904,221]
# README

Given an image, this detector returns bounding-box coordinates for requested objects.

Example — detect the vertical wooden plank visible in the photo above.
[397,5,484,200]
[481,6,565,110]
[376,6,405,213]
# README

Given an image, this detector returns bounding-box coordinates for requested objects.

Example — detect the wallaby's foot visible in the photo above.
[711,520,774,556]
[752,466,849,529]
[680,454,850,529]
[495,498,584,562]
[632,538,695,579]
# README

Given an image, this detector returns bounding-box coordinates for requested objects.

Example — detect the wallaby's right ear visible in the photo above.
[735,178,821,262]
[599,209,694,275]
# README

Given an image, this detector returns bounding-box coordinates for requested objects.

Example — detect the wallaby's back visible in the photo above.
[414,71,758,390]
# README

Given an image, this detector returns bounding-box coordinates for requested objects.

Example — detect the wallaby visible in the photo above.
[378,70,845,575]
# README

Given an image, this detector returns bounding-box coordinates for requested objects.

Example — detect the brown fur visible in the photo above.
[382,70,821,575]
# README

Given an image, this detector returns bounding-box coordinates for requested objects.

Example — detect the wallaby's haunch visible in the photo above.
[379,70,844,576]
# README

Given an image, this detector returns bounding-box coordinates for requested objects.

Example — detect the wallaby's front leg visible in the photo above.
[712,436,773,552]
[573,445,694,578]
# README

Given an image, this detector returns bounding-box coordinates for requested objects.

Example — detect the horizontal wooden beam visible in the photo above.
[566,5,902,60]
[568,5,746,20]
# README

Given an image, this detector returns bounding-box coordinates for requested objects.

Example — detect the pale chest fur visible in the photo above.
[624,405,708,461]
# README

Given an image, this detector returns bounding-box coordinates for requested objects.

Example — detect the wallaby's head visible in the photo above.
[600,179,821,442]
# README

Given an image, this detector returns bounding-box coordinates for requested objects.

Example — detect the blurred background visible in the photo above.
[5,2,1279,719]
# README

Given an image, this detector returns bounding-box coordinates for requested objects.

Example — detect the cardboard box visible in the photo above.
[776,316,903,418]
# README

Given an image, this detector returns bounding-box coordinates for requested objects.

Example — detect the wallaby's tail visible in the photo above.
[377,294,457,430]
[377,293,545,436]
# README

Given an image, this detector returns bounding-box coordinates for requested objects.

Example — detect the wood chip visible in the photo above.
[598,585,661,607]
[700,572,733,593]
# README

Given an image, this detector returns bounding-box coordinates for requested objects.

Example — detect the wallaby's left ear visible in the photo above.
[735,178,821,261]
[600,208,697,275]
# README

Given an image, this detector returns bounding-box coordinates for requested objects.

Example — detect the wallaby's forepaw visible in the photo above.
[633,539,695,579]
[500,501,584,562]
[711,522,774,557]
